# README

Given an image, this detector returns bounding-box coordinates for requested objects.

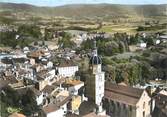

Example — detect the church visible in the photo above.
[85,40,105,115]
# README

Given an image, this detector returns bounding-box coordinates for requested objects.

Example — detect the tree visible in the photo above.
[0,31,17,48]
[58,32,76,48]
[1,86,21,107]
[129,35,139,45]
[119,41,126,53]
[146,37,154,46]
[22,89,39,116]
[18,24,41,39]
[137,26,145,31]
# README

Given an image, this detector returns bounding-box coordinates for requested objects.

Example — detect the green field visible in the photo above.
[97,24,138,34]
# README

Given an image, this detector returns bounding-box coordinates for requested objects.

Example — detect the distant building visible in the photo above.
[137,41,147,48]
[159,35,167,43]
[104,83,152,117]
[155,39,161,45]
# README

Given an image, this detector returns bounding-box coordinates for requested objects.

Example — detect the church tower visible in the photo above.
[86,40,105,112]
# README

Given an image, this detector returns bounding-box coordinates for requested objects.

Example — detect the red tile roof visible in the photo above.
[43,96,72,114]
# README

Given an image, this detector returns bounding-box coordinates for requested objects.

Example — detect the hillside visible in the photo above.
[0,2,166,19]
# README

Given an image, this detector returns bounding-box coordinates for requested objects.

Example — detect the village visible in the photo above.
[0,28,167,117]
[0,1,167,117]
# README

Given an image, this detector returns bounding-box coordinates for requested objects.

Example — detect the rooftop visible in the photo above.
[63,79,84,87]
[27,50,46,58]
[0,77,18,90]
[57,59,77,67]
[42,85,56,94]
[159,35,167,39]
[43,95,72,114]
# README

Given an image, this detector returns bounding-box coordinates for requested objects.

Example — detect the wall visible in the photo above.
[57,66,78,77]
[136,91,151,117]
[46,104,67,117]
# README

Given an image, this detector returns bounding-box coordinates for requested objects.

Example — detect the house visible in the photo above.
[137,41,147,48]
[23,47,30,54]
[27,49,51,61]
[104,83,151,117]
[155,39,161,45]
[42,85,58,97]
[56,60,78,77]
[41,60,53,69]
[37,69,55,81]
[62,79,84,95]
[159,35,167,43]
[68,95,82,114]
[41,94,72,117]
[36,69,56,90]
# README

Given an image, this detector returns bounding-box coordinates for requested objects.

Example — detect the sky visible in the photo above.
[0,0,167,6]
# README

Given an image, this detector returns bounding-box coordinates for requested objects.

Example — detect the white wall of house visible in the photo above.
[47,61,53,68]
[57,66,78,77]
[139,43,147,48]
[46,104,67,117]
[136,91,151,117]
[36,92,44,105]
[155,40,160,45]
[68,82,84,95]
[13,54,27,58]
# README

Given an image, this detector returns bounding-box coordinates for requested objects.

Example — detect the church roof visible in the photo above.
[89,40,102,65]
[104,83,145,106]
[89,55,102,65]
